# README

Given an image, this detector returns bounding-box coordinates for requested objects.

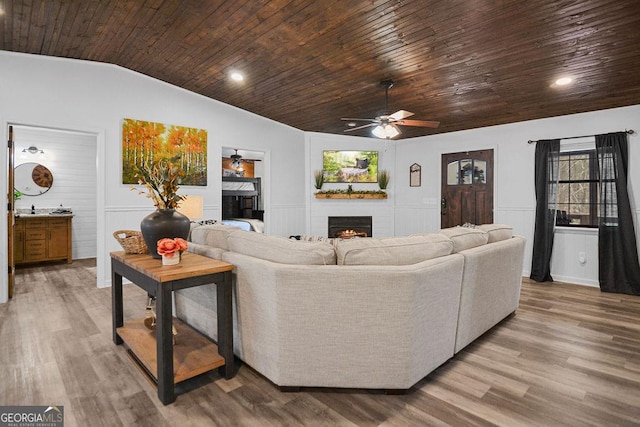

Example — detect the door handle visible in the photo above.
[441,198,447,215]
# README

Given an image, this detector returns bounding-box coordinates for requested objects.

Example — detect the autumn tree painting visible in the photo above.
[122,118,207,185]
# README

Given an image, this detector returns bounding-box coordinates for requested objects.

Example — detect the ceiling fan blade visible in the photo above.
[344,123,376,132]
[341,117,378,123]
[397,119,440,128]
[389,110,414,120]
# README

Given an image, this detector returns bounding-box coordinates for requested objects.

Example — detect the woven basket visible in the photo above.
[113,230,149,254]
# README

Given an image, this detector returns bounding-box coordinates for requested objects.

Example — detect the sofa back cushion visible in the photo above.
[190,224,242,250]
[227,231,337,265]
[335,234,453,266]
[437,227,489,252]
[477,223,513,243]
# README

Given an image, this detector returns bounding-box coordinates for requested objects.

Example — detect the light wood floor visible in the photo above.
[2,259,639,426]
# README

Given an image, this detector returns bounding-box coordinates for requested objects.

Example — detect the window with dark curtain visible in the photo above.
[556,150,598,227]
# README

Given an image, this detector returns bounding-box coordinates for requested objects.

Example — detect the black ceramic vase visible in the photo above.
[140,209,191,258]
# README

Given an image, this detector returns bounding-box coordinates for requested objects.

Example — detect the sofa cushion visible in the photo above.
[477,223,513,243]
[335,234,453,266]
[437,227,489,252]
[189,224,242,250]
[227,231,337,265]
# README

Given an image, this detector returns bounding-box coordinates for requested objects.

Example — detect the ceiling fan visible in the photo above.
[342,80,440,139]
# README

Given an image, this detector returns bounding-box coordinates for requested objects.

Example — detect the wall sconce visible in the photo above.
[22,146,44,154]
[177,195,204,221]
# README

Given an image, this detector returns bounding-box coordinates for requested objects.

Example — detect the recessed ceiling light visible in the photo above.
[347,122,357,127]
[230,72,244,82]
[555,77,573,86]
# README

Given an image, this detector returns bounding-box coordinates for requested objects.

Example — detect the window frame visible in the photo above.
[556,148,599,228]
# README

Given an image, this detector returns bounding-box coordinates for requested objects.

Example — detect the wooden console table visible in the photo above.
[111,251,235,405]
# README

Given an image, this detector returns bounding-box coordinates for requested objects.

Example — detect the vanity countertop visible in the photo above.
[15,213,74,218]
[14,208,74,218]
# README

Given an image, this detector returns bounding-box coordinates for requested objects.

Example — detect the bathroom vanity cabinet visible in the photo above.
[14,215,73,264]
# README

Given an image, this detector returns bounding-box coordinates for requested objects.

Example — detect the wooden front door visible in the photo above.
[441,149,493,228]
[7,126,15,298]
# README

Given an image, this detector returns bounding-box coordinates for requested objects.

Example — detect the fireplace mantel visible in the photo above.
[314,192,387,199]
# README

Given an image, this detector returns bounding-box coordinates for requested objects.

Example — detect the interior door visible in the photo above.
[7,125,15,298]
[441,149,493,228]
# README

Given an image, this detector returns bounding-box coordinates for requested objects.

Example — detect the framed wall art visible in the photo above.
[122,118,207,185]
[322,150,378,183]
[410,163,421,187]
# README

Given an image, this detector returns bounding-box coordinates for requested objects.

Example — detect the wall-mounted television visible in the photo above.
[322,150,378,183]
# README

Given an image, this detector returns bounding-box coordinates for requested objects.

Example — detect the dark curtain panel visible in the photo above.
[595,132,640,295]
[530,139,560,282]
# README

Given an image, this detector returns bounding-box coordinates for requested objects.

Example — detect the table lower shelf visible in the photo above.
[117,317,225,384]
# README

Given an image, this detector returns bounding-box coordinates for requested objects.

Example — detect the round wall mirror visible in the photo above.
[15,162,54,196]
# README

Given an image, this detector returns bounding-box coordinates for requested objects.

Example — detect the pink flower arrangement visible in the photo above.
[157,238,188,258]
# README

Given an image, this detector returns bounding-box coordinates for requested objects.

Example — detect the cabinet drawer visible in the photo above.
[26,229,46,240]
[25,246,46,259]
[25,219,47,228]
[26,240,46,250]
[49,219,69,228]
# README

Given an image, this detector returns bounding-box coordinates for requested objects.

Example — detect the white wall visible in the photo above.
[392,105,640,287]
[0,51,306,303]
[13,126,97,260]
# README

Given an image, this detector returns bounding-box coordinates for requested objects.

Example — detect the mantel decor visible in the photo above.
[315,190,387,199]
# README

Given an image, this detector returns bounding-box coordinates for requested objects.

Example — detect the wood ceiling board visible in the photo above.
[2,0,640,139]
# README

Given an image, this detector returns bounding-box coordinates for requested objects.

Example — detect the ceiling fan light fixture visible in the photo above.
[372,124,400,139]
[230,149,243,169]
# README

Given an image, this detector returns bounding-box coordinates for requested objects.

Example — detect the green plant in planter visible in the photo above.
[313,170,324,190]
[315,189,387,195]
[378,169,390,190]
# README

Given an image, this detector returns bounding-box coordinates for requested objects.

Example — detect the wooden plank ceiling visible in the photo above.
[2,0,639,139]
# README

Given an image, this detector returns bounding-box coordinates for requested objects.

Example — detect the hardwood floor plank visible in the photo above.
[2,264,639,426]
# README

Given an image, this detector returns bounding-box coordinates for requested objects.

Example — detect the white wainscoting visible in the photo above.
[496,207,601,287]
[393,204,442,237]
[268,204,306,237]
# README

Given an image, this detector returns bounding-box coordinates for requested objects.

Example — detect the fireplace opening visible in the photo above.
[328,216,372,239]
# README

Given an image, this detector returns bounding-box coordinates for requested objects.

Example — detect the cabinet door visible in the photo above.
[48,219,69,259]
[14,222,25,264]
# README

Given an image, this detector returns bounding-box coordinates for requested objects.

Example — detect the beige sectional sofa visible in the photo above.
[175,224,525,391]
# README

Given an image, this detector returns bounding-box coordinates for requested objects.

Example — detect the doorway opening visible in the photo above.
[221,147,268,232]
[7,124,100,299]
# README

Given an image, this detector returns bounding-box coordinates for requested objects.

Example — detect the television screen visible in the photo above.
[322,150,378,183]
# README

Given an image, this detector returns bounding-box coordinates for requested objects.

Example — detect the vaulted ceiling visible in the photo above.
[2,1,640,139]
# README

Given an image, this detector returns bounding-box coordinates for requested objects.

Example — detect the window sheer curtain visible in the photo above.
[595,132,640,295]
[530,139,560,282]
